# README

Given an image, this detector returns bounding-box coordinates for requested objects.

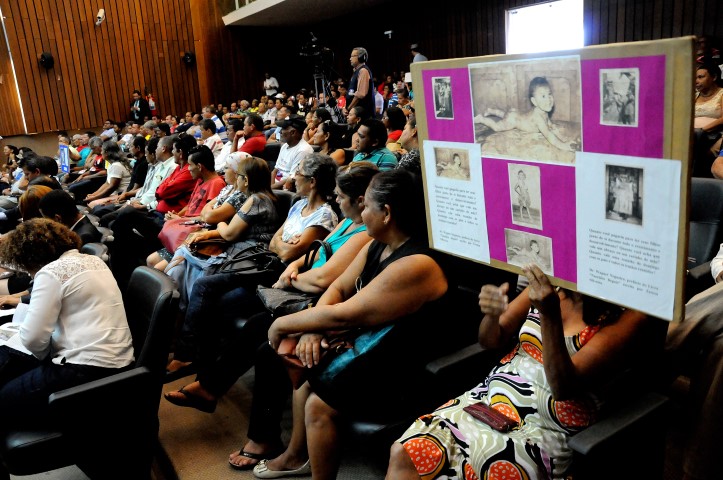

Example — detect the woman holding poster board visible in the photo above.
[388,264,662,480]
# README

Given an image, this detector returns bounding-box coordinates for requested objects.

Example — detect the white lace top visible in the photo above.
[20,250,134,368]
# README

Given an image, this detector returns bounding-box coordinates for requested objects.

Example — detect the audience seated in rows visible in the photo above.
[148,151,248,273]
[165,162,378,435]
[163,153,339,385]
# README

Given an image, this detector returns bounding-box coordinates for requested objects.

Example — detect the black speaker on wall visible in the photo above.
[38,52,54,69]
[182,52,195,66]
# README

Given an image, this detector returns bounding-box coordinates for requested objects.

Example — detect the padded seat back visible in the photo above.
[259,142,282,170]
[123,266,180,382]
[80,242,109,263]
[688,178,723,269]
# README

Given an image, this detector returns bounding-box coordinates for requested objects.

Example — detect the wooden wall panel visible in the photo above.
[0,5,24,135]
[0,0,201,135]
[3,0,723,137]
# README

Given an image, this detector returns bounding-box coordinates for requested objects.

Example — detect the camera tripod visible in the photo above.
[313,70,345,123]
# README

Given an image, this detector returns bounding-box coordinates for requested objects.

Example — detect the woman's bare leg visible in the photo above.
[305,392,341,480]
[386,442,421,480]
[262,382,311,471]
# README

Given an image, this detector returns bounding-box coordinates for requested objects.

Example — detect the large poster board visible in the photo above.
[411,37,694,322]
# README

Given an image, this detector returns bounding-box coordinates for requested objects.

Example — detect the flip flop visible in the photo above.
[163,386,217,413]
[228,450,265,470]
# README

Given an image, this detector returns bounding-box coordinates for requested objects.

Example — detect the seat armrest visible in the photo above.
[568,391,669,455]
[49,367,153,414]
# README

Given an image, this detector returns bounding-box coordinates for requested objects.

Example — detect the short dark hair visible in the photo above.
[132,135,147,150]
[188,145,215,171]
[146,136,160,155]
[156,123,171,135]
[200,118,216,133]
[245,114,264,131]
[228,119,243,131]
[39,189,79,224]
[174,133,198,160]
[360,118,388,147]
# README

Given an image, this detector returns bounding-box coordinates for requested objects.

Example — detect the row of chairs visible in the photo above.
[2,176,721,478]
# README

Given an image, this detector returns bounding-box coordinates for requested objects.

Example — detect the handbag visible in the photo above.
[255,239,334,317]
[216,244,286,286]
[257,285,318,317]
[188,237,229,258]
[158,217,206,252]
[277,334,355,389]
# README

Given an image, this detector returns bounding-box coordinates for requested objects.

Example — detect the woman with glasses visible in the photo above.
[164,153,338,383]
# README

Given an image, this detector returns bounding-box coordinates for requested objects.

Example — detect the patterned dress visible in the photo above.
[398,307,603,479]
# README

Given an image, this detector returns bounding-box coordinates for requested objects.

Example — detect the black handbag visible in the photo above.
[255,239,333,317]
[215,244,287,292]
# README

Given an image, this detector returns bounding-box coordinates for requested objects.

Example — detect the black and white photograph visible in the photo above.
[469,56,582,164]
[434,147,471,180]
[508,163,542,229]
[605,164,643,225]
[600,68,639,127]
[433,76,453,119]
[504,229,554,275]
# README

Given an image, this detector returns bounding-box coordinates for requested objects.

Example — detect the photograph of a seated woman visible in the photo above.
[471,58,582,164]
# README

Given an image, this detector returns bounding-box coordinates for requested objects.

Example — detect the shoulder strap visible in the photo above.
[303,239,333,271]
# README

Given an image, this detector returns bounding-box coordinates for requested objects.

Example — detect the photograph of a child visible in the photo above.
[600,68,639,127]
[505,229,554,275]
[508,164,542,229]
[470,56,582,164]
[433,76,453,119]
[435,148,471,180]
[605,165,643,225]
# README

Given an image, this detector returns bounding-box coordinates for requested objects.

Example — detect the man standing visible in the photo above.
[263,73,279,97]
[347,47,375,118]
[129,89,151,122]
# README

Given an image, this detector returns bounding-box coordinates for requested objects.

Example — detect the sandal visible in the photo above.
[163,386,217,413]
[229,450,265,470]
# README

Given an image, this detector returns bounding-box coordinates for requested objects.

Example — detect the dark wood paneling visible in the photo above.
[0,2,24,136]
[0,0,200,135]
[4,0,723,135]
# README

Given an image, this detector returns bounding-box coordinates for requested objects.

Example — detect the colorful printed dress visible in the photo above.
[398,307,603,479]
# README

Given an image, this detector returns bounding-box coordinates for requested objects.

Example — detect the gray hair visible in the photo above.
[88,136,103,148]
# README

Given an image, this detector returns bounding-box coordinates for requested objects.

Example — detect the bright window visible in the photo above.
[506,0,584,55]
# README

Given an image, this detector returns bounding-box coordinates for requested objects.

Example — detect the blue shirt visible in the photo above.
[353,147,398,171]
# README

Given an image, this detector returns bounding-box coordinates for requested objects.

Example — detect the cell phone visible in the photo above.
[463,402,518,432]
[180,220,200,225]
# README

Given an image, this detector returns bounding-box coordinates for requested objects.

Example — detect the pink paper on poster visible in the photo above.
[483,158,577,282]
[422,68,475,142]
[581,56,666,158]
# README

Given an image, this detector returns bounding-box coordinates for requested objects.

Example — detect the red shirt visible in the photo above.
[154,163,197,214]
[185,176,227,216]
[240,133,267,156]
